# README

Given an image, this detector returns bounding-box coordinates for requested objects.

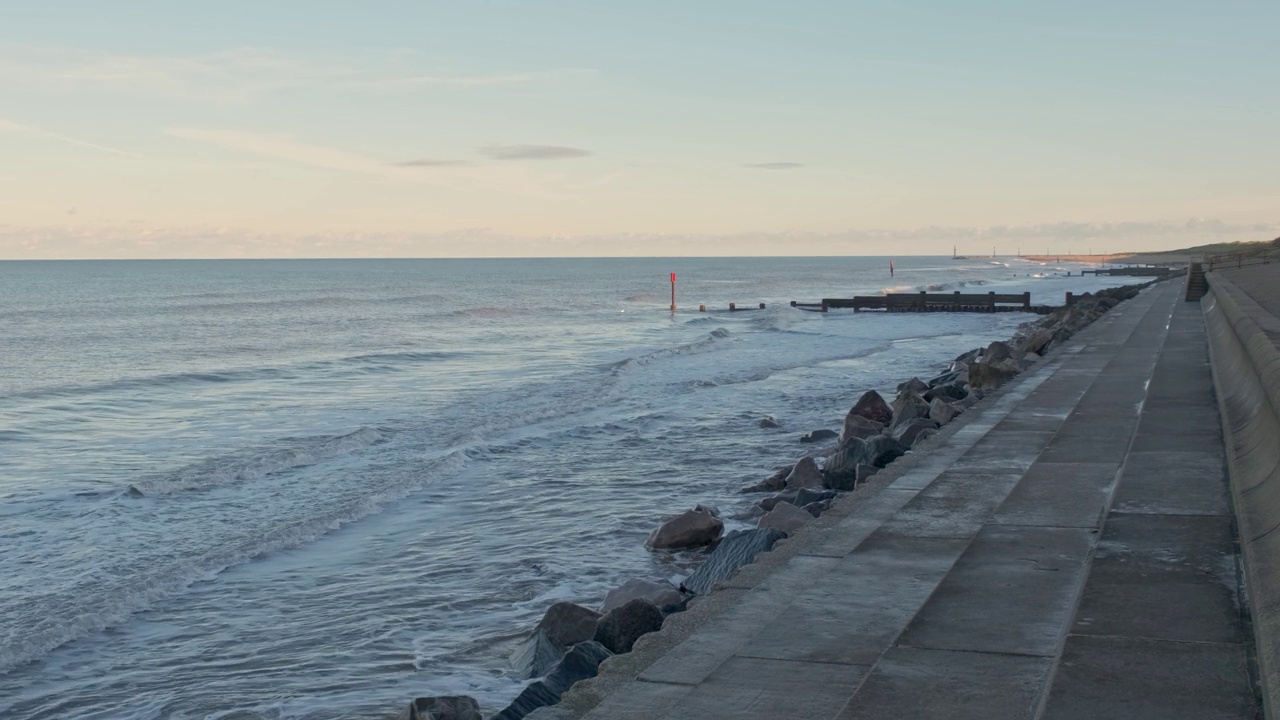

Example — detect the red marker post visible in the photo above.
[670,272,676,313]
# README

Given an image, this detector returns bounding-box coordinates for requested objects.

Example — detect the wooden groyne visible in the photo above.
[1081,266,1178,277]
[791,291,1041,314]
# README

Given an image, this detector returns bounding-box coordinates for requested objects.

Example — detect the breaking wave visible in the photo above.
[127,427,393,497]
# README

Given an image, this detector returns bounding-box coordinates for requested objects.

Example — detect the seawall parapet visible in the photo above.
[1203,267,1280,717]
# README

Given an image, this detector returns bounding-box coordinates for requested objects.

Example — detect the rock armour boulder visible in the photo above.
[924,381,968,403]
[984,340,1017,363]
[847,390,893,426]
[758,501,812,536]
[929,397,959,425]
[890,390,930,431]
[897,377,929,395]
[593,599,664,654]
[646,508,724,550]
[800,428,839,443]
[492,642,613,720]
[794,487,837,506]
[893,417,940,448]
[600,579,683,614]
[398,696,483,720]
[968,362,1019,390]
[825,435,906,483]
[510,630,564,679]
[535,602,601,648]
[681,528,784,596]
[740,466,790,493]
[856,464,881,483]
[784,456,824,489]
[839,414,884,445]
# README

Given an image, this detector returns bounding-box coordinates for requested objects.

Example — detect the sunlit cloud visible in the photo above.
[479,145,592,160]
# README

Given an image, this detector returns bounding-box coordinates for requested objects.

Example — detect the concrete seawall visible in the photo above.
[1203,268,1280,717]
[533,278,1258,719]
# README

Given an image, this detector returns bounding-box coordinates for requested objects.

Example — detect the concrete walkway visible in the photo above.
[575,279,1259,719]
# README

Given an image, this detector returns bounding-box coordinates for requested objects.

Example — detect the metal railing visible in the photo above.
[1203,248,1280,271]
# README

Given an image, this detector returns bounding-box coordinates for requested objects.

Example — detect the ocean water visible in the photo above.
[0,256,1133,719]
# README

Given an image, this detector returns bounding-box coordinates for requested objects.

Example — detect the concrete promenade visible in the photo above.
[564,278,1259,719]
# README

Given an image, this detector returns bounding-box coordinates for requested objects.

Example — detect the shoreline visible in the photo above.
[394,280,1161,720]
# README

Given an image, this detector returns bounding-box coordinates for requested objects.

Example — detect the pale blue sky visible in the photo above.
[1,1,1276,258]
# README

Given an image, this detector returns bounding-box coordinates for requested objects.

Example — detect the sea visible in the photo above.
[0,256,1133,719]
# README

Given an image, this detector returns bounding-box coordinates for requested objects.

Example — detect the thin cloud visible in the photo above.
[480,144,592,160]
[0,45,595,103]
[0,117,136,156]
[394,158,472,167]
[166,127,396,176]
[358,68,597,90]
[744,162,804,170]
[164,127,581,198]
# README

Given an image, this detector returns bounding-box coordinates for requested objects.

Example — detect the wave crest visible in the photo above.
[128,427,392,497]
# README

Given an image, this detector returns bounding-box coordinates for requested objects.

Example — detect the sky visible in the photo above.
[1,1,1277,259]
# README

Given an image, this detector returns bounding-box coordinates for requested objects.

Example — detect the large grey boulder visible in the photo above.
[757,491,798,512]
[800,428,839,444]
[492,642,613,720]
[857,464,881,483]
[968,362,1019,391]
[758,501,812,536]
[927,371,961,387]
[646,508,724,550]
[897,376,929,395]
[825,468,858,491]
[839,414,884,445]
[847,390,893,426]
[601,579,683,614]
[512,602,602,678]
[536,602,601,648]
[522,708,573,720]
[682,528,785,596]
[593,599,664,654]
[825,435,907,484]
[758,416,781,429]
[739,466,789,494]
[983,340,1020,363]
[802,500,832,517]
[890,390,930,431]
[511,630,564,679]
[893,417,940,448]
[784,456,824,489]
[1022,330,1053,355]
[929,397,960,425]
[924,381,968,403]
[398,696,482,720]
[794,487,837,506]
